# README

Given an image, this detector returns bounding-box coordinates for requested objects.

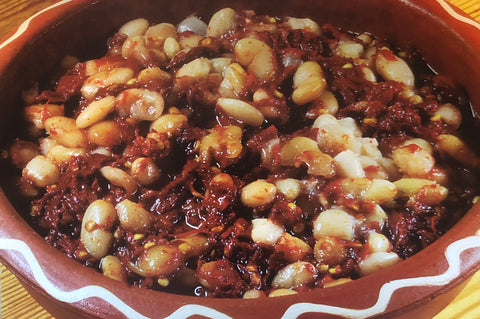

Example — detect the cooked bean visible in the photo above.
[115,199,152,232]
[241,180,277,207]
[275,233,312,262]
[217,97,264,126]
[198,125,243,162]
[314,236,348,266]
[367,232,391,253]
[10,140,39,168]
[251,218,284,245]
[271,261,317,289]
[207,8,236,37]
[334,150,365,178]
[81,68,134,99]
[121,36,150,63]
[100,166,138,194]
[313,114,361,155]
[163,37,181,59]
[76,96,115,128]
[394,178,448,204]
[316,90,339,115]
[218,63,248,98]
[22,155,60,187]
[437,134,480,169]
[24,103,64,129]
[313,208,357,241]
[268,289,298,297]
[176,57,212,78]
[81,200,117,259]
[375,48,414,87]
[197,259,241,291]
[178,32,203,49]
[87,120,123,147]
[364,204,388,228]
[116,88,165,121]
[46,145,85,163]
[280,137,335,177]
[434,103,462,129]
[178,16,208,35]
[358,252,401,276]
[130,157,160,185]
[285,17,321,35]
[44,116,88,149]
[130,244,183,277]
[393,143,435,177]
[340,177,397,204]
[101,255,128,282]
[275,178,301,201]
[145,23,177,48]
[149,113,188,136]
[292,61,327,105]
[119,18,149,37]
[335,40,364,59]
[243,289,265,299]
[137,66,171,84]
[171,233,210,257]
[234,38,276,81]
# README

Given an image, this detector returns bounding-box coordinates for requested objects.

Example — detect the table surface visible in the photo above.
[1,0,480,318]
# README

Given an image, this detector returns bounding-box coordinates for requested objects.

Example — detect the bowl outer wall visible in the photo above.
[1,0,480,318]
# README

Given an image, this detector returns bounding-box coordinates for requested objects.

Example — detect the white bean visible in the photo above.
[76,96,115,128]
[292,61,327,105]
[275,178,301,201]
[367,232,390,253]
[119,18,149,37]
[24,103,64,129]
[22,155,60,187]
[115,199,152,232]
[359,252,401,276]
[313,208,357,241]
[100,166,138,194]
[129,244,183,277]
[131,157,160,185]
[207,8,236,37]
[285,17,321,35]
[271,261,317,289]
[176,57,212,78]
[101,255,127,282]
[334,150,365,178]
[44,116,88,149]
[251,218,284,246]
[234,38,276,81]
[81,200,117,259]
[241,180,277,207]
[116,88,165,121]
[216,97,264,126]
[375,48,414,87]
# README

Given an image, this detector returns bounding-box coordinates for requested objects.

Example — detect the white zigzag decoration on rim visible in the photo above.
[2,234,480,318]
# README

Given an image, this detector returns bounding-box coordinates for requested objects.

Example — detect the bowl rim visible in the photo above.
[1,0,480,318]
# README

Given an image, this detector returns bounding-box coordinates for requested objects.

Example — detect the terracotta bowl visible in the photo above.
[1,0,480,318]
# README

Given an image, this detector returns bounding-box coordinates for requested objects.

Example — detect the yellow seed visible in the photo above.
[288,203,297,210]
[178,243,191,254]
[134,233,144,240]
[342,63,353,69]
[269,17,276,23]
[157,278,170,287]
[126,78,137,85]
[363,118,377,124]
[144,242,155,249]
[319,264,329,272]
[78,250,89,258]
[398,51,407,58]
[430,114,442,121]
[473,196,480,204]
[211,225,224,233]
[274,90,284,98]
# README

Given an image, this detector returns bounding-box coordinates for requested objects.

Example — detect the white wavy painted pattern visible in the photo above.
[1,0,480,318]
[0,238,232,319]
[1,234,480,318]
[436,0,480,30]
[0,0,74,51]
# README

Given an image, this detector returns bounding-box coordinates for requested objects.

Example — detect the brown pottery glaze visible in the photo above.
[1,0,480,318]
